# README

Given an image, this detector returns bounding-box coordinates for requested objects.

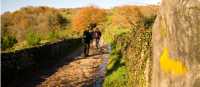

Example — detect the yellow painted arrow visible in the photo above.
[160,48,188,75]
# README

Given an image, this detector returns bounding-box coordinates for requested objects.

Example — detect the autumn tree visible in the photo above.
[72,6,106,32]
[1,6,69,42]
[111,5,143,29]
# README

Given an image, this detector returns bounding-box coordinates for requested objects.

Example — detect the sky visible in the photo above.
[1,0,160,13]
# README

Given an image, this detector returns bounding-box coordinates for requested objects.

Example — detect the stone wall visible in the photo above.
[1,38,82,86]
[152,0,200,87]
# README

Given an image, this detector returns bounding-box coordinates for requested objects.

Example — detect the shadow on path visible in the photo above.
[36,45,109,87]
[9,44,109,87]
[11,46,84,87]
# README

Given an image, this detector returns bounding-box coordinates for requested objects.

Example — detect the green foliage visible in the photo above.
[1,36,17,50]
[106,44,123,74]
[124,27,152,87]
[103,42,128,87]
[102,26,130,44]
[26,31,41,46]
[103,14,155,87]
[103,66,128,87]
[48,31,59,41]
[104,29,152,87]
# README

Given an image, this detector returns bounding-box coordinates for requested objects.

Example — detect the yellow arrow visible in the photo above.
[160,48,188,75]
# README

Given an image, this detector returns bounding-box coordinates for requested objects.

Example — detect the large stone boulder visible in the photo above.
[152,0,200,87]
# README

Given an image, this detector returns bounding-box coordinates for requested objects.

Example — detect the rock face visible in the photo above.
[152,0,200,87]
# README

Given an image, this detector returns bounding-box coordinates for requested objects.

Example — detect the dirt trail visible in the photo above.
[37,45,109,87]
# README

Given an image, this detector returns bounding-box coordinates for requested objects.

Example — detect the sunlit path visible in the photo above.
[37,45,109,87]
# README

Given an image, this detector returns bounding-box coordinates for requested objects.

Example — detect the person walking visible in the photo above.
[93,27,101,50]
[82,27,92,57]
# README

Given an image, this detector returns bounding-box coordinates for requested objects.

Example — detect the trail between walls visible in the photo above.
[37,45,109,87]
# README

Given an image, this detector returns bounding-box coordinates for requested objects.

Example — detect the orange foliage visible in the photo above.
[1,6,65,41]
[72,6,106,32]
[111,5,143,29]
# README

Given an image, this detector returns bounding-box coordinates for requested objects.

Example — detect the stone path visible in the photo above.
[37,45,108,87]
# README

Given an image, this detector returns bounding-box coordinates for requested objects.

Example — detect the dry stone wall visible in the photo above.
[1,38,82,86]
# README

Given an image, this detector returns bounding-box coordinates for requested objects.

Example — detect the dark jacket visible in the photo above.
[83,30,92,44]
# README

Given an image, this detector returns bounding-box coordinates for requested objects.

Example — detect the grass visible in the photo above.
[103,66,128,87]
[103,41,128,87]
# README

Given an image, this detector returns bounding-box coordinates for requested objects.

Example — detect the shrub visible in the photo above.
[103,42,128,87]
[103,15,155,87]
[124,28,152,87]
[143,15,156,29]
[1,36,17,50]
[48,31,59,41]
[26,31,41,46]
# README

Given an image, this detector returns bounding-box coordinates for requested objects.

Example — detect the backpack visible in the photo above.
[95,32,98,38]
[94,31,101,39]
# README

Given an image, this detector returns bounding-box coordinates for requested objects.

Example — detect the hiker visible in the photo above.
[82,27,92,57]
[93,27,101,50]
